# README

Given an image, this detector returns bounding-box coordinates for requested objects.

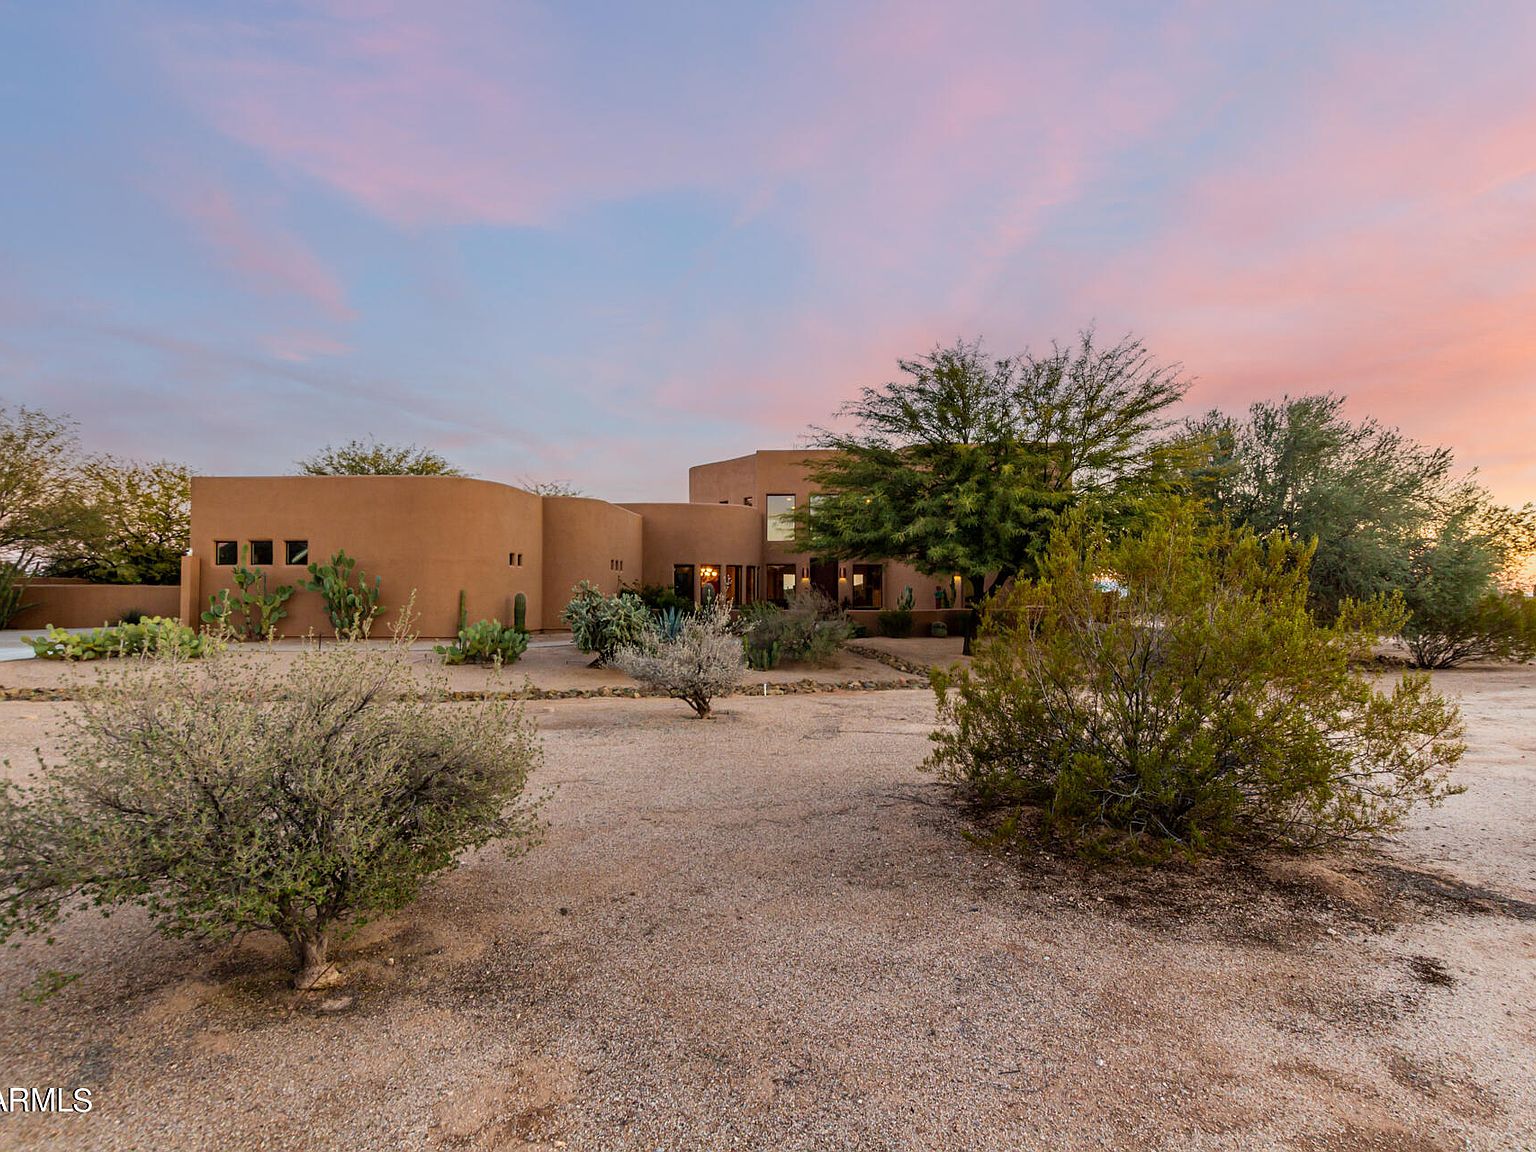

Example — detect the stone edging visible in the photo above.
[845,642,939,679]
[0,677,929,704]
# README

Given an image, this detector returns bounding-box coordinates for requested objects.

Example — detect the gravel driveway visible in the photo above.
[0,671,1531,1151]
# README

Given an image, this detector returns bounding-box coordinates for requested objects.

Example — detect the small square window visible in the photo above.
[214,540,237,566]
[285,540,309,566]
[743,496,753,507]
[249,539,274,566]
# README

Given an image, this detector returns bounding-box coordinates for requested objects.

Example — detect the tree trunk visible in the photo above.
[288,925,335,990]
[962,574,984,656]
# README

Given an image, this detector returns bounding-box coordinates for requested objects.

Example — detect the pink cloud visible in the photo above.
[171,175,354,324]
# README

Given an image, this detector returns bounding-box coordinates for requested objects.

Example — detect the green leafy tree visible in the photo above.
[297,438,465,476]
[46,457,191,585]
[1188,394,1536,659]
[0,406,85,570]
[0,637,542,989]
[928,506,1466,856]
[801,331,1188,650]
[1400,498,1536,667]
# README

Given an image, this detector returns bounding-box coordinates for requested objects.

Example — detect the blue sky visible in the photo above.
[3,1,1534,505]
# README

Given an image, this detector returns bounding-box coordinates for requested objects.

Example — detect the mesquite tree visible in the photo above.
[800,331,1188,652]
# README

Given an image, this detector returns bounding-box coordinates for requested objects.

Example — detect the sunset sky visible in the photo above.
[3,1,1533,507]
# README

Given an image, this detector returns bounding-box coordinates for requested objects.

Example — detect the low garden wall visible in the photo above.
[11,582,181,631]
[847,608,970,637]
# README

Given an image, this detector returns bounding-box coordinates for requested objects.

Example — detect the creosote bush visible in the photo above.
[741,587,851,668]
[0,636,543,989]
[928,507,1466,857]
[615,600,745,717]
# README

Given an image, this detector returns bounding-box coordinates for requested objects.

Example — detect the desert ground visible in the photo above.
[0,645,1531,1151]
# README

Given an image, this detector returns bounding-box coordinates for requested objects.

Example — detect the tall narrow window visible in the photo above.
[673,564,695,603]
[766,494,796,543]
[851,563,883,609]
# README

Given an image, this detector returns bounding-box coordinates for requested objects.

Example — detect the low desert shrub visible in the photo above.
[561,581,651,666]
[928,507,1467,856]
[876,587,915,638]
[0,637,543,988]
[25,617,213,660]
[615,601,745,717]
[625,582,695,616]
[435,618,529,665]
[929,621,948,637]
[742,588,851,668]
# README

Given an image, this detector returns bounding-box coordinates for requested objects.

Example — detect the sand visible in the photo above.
[0,659,1530,1151]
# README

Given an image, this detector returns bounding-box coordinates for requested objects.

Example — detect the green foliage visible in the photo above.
[877,589,916,637]
[0,638,543,989]
[930,621,949,637]
[434,619,529,665]
[654,605,689,642]
[745,637,782,670]
[513,591,527,633]
[202,546,294,640]
[1403,586,1536,670]
[625,582,695,616]
[0,563,29,628]
[302,549,383,638]
[25,617,214,661]
[742,587,851,668]
[928,507,1466,856]
[801,332,1188,650]
[615,601,745,717]
[44,458,191,585]
[560,581,651,666]
[296,438,465,476]
[457,590,467,634]
[0,406,87,572]
[118,609,146,625]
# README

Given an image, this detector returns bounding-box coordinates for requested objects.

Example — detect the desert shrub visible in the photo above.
[930,621,949,637]
[25,617,213,660]
[118,608,146,625]
[928,508,1466,856]
[1398,514,1536,667]
[561,581,651,666]
[877,587,916,637]
[435,619,529,665]
[743,588,851,668]
[625,582,695,616]
[0,637,542,988]
[302,549,382,637]
[615,600,745,717]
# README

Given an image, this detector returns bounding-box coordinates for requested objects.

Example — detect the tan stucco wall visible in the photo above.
[189,476,545,637]
[620,503,763,599]
[12,582,181,630]
[687,450,967,610]
[540,496,643,626]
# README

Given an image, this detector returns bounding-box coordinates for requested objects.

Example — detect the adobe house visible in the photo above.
[137,452,964,638]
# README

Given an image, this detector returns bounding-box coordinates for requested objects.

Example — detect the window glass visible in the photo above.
[673,564,695,602]
[851,563,883,609]
[249,539,274,566]
[214,540,237,566]
[766,494,796,543]
[285,540,309,566]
